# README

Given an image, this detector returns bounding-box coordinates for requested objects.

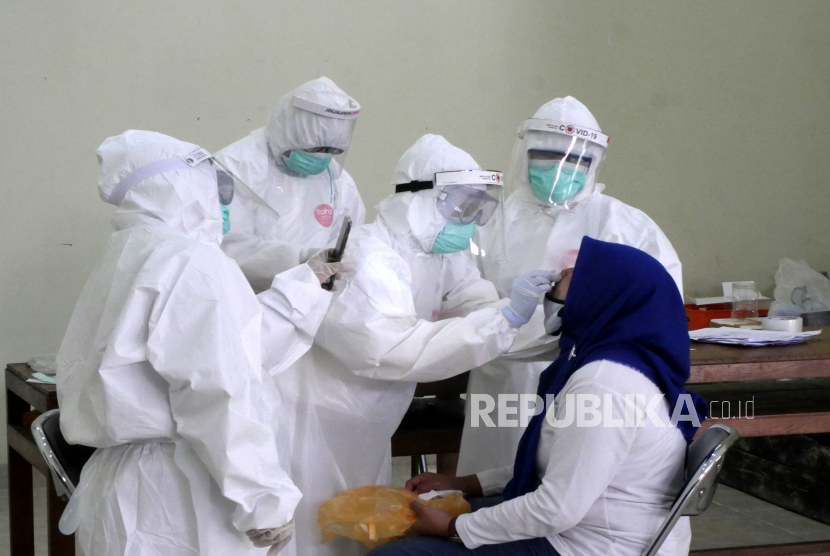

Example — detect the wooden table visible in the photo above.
[392,373,468,474]
[688,328,830,439]
[6,363,73,556]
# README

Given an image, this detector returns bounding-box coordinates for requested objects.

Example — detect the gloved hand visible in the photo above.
[501,270,559,328]
[308,259,356,285]
[246,520,295,555]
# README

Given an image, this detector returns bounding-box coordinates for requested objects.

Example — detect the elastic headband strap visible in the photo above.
[394,169,504,193]
[395,180,434,193]
[435,170,503,188]
[108,157,191,205]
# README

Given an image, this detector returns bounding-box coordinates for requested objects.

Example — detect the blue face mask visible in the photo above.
[282,150,332,176]
[528,165,587,205]
[221,204,231,235]
[432,221,476,254]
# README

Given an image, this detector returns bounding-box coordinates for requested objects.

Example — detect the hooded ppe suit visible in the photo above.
[457,97,683,476]
[275,134,555,556]
[57,130,333,556]
[216,77,366,292]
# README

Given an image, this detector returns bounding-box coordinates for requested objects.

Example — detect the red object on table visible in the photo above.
[685,303,769,331]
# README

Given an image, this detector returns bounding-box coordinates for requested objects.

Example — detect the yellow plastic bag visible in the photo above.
[318,485,471,548]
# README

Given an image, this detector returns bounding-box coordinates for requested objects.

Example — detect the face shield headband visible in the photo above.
[292,95,360,120]
[108,147,244,207]
[395,170,504,225]
[519,119,609,148]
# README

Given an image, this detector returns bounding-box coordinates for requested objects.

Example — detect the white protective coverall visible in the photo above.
[57,131,332,556]
[457,97,684,475]
[216,77,366,292]
[275,134,555,556]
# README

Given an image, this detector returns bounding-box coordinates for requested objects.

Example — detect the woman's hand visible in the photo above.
[409,500,454,537]
[405,473,482,497]
[405,472,457,494]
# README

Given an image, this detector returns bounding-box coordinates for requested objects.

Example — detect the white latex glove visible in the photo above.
[246,520,295,554]
[303,247,336,266]
[308,260,355,285]
[298,246,320,265]
[501,270,559,327]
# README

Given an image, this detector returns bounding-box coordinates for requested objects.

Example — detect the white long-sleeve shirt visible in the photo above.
[457,360,692,556]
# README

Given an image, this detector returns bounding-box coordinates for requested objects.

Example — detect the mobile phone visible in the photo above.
[322,216,352,291]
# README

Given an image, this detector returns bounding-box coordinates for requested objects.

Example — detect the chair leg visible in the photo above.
[410,455,429,477]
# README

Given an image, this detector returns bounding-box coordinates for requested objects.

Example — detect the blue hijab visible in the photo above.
[503,237,707,500]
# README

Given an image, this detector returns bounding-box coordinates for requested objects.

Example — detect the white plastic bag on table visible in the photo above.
[769,258,830,316]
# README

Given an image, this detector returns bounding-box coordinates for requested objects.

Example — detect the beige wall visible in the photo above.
[1,1,829,461]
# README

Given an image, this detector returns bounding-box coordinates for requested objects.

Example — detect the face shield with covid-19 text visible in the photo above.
[504,119,610,211]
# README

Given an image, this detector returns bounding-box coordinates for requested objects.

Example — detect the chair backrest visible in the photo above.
[643,424,740,556]
[31,409,96,500]
[802,311,830,326]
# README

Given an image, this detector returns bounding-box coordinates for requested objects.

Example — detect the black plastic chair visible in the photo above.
[31,409,95,501]
[643,423,740,556]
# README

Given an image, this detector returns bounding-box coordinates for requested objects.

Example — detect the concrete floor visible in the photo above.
[0,460,827,555]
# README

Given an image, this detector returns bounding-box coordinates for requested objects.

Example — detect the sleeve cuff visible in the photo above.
[476,465,514,497]
[454,514,479,549]
[543,297,564,336]
[501,306,525,328]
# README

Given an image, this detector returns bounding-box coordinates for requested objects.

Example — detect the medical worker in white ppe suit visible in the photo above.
[456,96,683,476]
[216,76,366,292]
[275,134,557,556]
[56,130,342,556]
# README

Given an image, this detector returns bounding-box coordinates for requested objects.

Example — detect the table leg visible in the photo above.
[7,386,34,556]
[8,445,35,556]
[45,475,74,556]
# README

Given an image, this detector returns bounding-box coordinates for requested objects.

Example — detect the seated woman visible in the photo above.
[368,236,707,556]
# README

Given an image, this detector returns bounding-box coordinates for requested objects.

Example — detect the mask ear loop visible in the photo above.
[327,166,334,205]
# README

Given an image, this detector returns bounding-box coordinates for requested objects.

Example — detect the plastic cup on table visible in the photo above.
[731,281,760,322]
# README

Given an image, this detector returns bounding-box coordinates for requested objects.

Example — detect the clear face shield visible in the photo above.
[206,152,282,236]
[505,119,609,211]
[105,147,281,235]
[282,96,360,180]
[396,169,507,265]
[434,172,502,226]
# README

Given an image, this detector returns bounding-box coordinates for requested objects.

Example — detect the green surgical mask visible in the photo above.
[528,165,587,205]
[432,221,476,254]
[221,204,231,235]
[282,150,332,176]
